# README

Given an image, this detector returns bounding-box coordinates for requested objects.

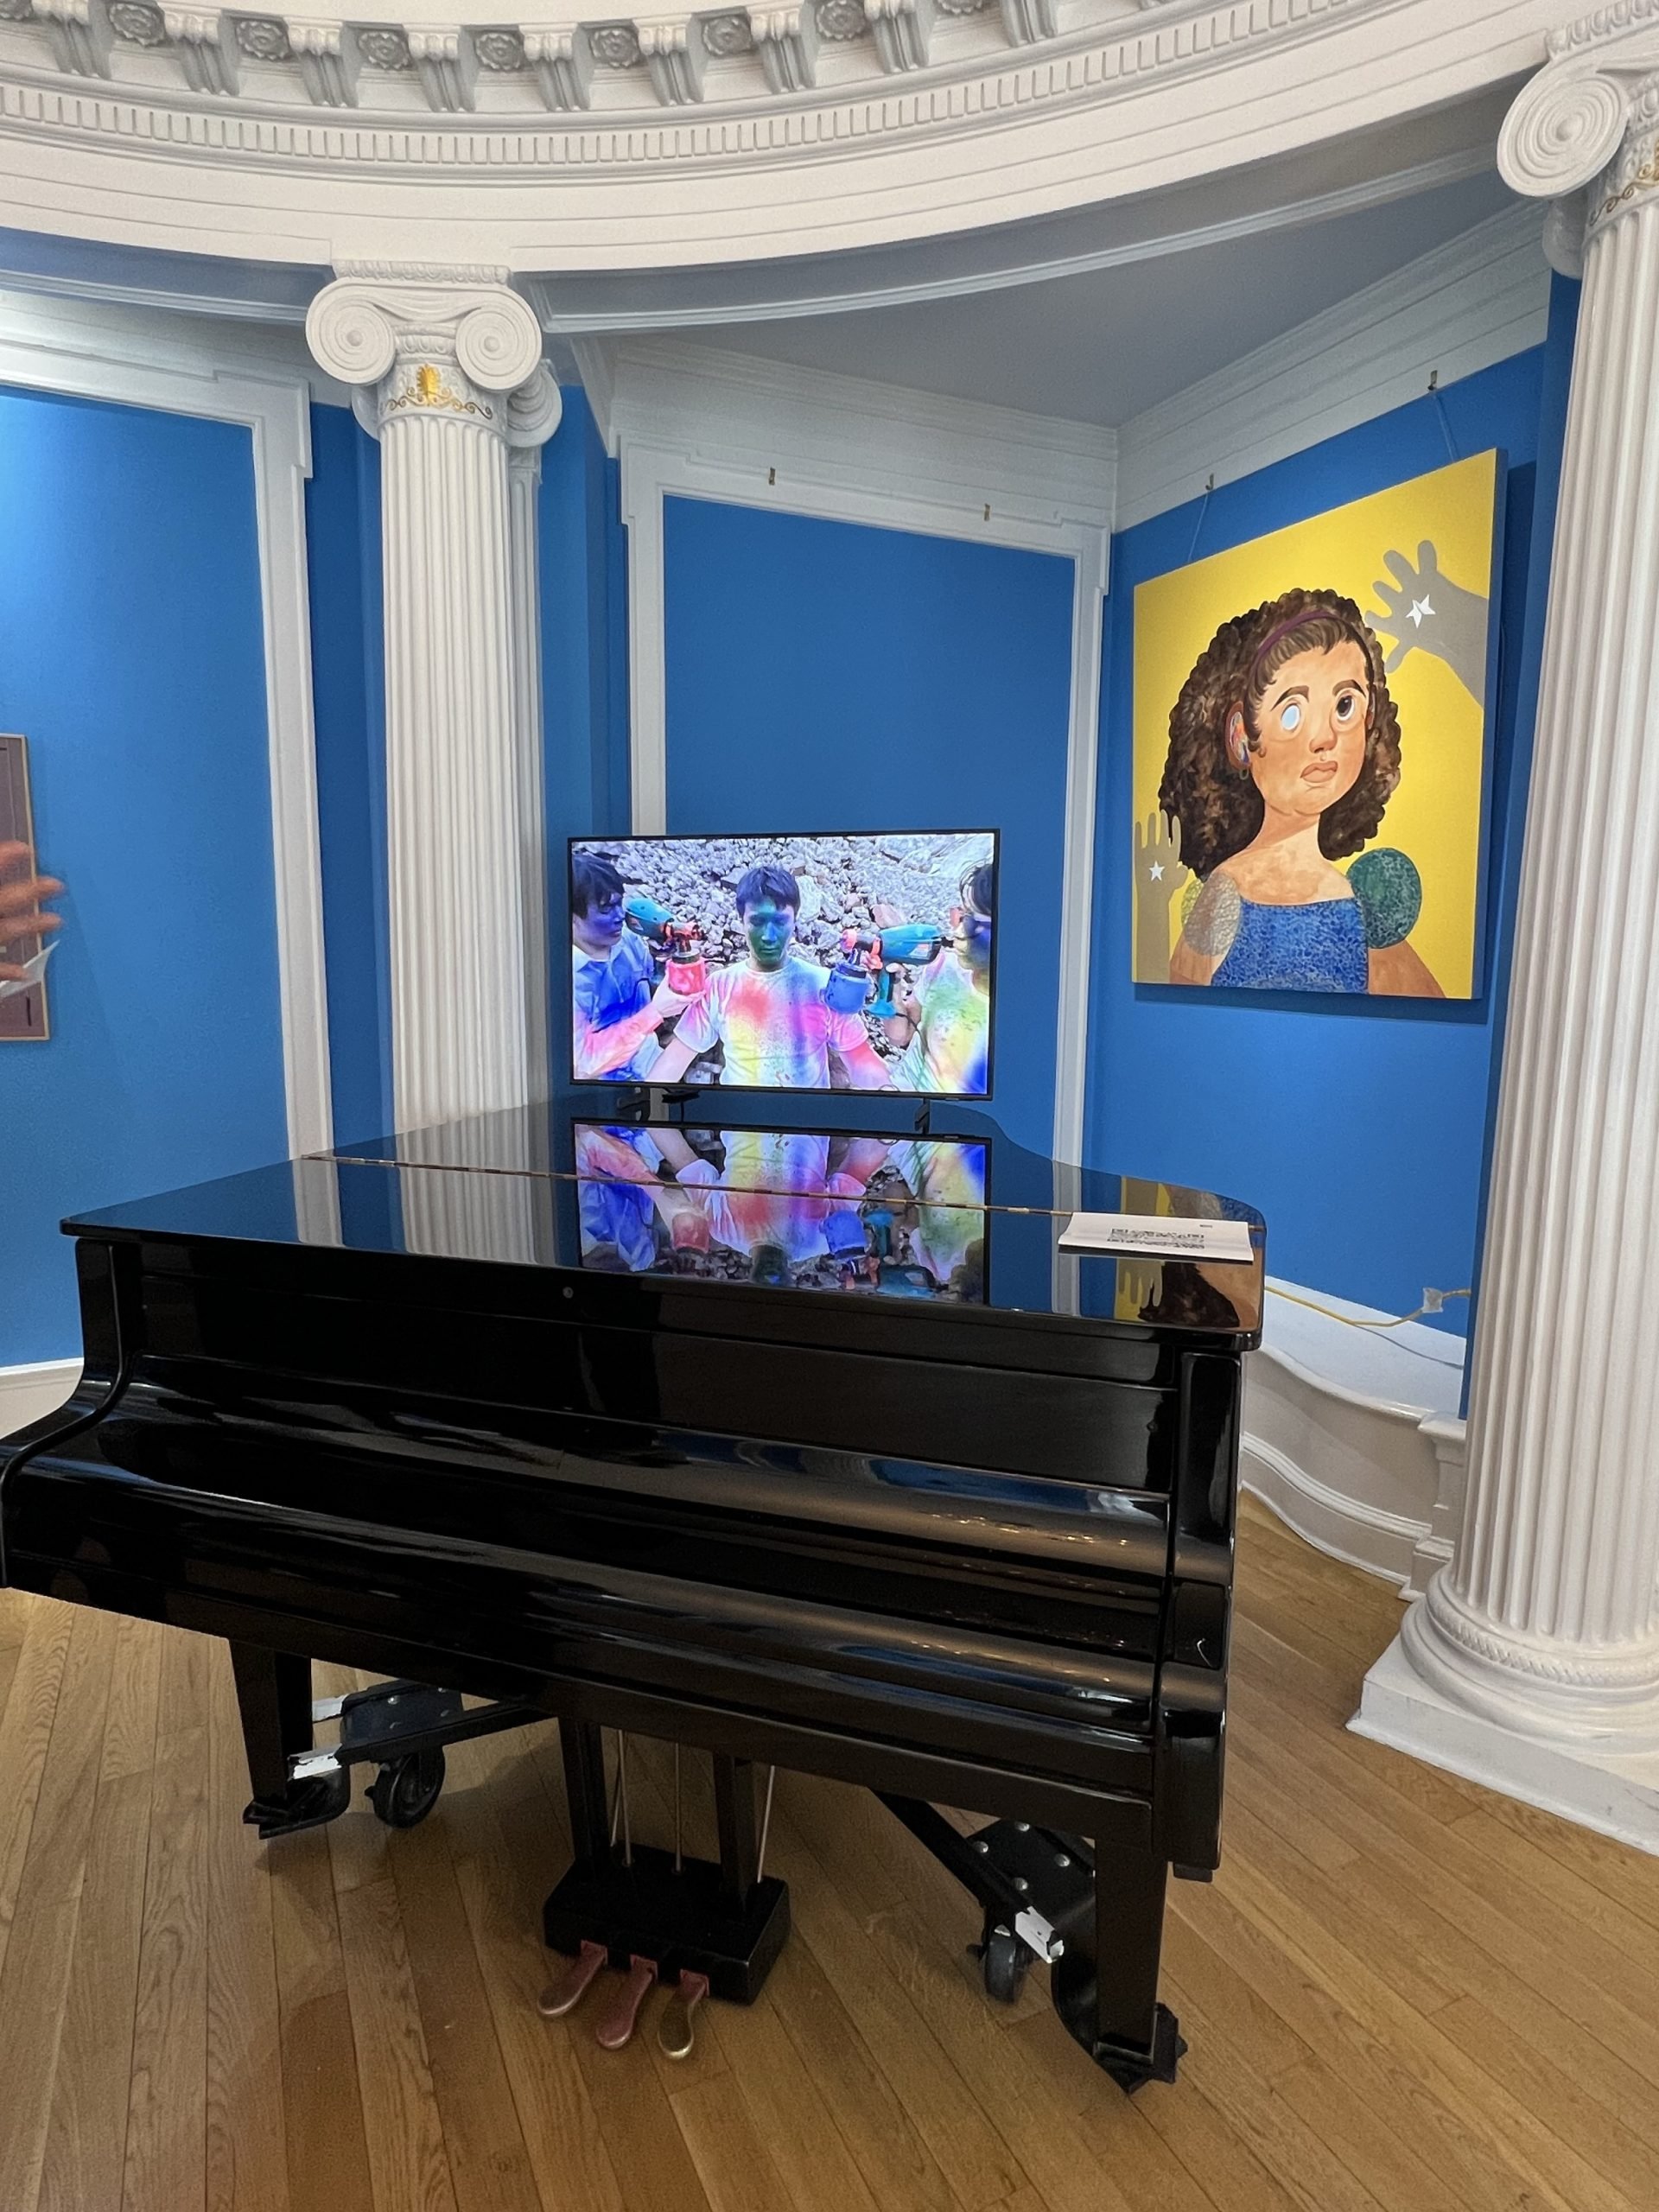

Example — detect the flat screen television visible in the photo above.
[572,1122,989,1302]
[568,830,997,1096]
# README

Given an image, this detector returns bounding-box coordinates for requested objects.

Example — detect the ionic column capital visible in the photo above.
[1499,21,1659,257]
[305,262,560,446]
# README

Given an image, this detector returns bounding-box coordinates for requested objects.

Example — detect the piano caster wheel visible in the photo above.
[538,1940,608,2019]
[368,1747,445,1829]
[594,1955,658,2051]
[977,1924,1030,2005]
[658,1970,709,2062]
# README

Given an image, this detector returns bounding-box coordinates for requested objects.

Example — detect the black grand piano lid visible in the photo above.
[63,1099,1264,1340]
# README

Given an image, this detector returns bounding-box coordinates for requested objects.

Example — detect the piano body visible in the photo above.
[0,1103,1262,2090]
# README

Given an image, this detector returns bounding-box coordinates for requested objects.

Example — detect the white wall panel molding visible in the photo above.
[0,2,1558,280]
[1115,201,1553,528]
[612,335,1112,1165]
[0,284,334,1156]
[1358,16,1659,1857]
[308,263,561,1131]
[1240,1282,1466,1595]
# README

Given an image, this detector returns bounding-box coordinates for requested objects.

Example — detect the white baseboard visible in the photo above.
[0,1357,82,1440]
[1241,1282,1466,1594]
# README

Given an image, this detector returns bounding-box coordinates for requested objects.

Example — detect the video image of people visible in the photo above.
[569,832,996,1096]
[572,1123,988,1303]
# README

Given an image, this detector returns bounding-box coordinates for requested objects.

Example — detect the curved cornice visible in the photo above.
[0,0,1559,279]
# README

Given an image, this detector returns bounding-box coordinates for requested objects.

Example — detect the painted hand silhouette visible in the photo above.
[1366,541,1490,708]
[1133,810,1191,984]
[0,839,61,984]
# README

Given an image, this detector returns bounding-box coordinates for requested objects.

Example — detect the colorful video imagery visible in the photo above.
[569,830,996,1096]
[572,1123,989,1303]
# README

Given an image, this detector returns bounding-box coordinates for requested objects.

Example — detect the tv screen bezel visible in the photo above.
[564,826,1001,1102]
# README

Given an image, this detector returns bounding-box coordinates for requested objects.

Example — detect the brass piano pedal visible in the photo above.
[537,1940,607,2019]
[658,1970,709,2062]
[594,1954,658,2050]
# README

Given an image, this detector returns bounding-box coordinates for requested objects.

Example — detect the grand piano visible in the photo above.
[0,1099,1262,2090]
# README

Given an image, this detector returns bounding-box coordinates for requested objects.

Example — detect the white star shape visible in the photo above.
[1408,595,1434,628]
[1149,861,1165,881]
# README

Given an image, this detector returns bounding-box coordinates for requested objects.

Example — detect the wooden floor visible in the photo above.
[3,1497,1658,2212]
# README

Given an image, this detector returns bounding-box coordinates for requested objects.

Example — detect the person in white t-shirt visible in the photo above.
[650,864,891,1091]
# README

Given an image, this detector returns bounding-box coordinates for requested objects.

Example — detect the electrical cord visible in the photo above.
[1268,1284,1471,1336]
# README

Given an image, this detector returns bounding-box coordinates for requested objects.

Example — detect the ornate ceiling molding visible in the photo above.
[0,0,1561,276]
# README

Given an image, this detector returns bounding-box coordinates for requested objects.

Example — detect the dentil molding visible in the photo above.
[0,0,1565,276]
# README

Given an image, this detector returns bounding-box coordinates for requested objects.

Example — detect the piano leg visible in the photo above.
[711,1755,760,1905]
[560,1719,612,1876]
[232,1643,350,1839]
[1052,1842,1185,2093]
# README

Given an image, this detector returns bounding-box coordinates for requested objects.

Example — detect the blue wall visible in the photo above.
[1087,314,1576,1326]
[659,499,1076,1154]
[0,386,286,1363]
[308,404,391,1148]
[543,389,632,1113]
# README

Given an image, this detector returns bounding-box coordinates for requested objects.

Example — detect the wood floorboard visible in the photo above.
[3,1497,1658,2212]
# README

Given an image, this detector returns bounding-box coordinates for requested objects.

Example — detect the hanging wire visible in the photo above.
[1186,474,1216,565]
[1427,371,1459,464]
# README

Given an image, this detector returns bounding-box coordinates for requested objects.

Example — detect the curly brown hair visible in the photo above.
[1156,588,1402,880]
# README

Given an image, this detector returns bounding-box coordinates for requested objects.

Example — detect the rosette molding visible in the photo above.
[306,264,562,1130]
[1356,7,1659,1853]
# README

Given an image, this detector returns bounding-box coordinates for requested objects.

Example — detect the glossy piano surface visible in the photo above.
[61,1097,1265,1339]
[2,1096,1263,2086]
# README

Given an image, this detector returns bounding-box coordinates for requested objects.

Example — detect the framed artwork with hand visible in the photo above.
[1,734,61,1041]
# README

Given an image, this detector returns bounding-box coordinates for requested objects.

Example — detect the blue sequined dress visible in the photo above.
[1211,895,1369,992]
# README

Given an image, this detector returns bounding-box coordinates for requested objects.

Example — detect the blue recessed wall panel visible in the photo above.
[542,385,632,1106]
[661,497,1075,1154]
[0,385,287,1363]
[307,402,391,1148]
[1088,321,1575,1329]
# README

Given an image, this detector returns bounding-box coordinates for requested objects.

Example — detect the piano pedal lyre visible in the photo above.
[537,1939,607,2019]
[594,1954,658,2050]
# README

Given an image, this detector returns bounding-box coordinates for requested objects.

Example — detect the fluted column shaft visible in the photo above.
[306,264,561,1134]
[1400,39,1659,1744]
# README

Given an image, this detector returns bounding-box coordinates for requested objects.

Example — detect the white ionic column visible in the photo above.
[306,264,562,1133]
[1357,25,1659,1852]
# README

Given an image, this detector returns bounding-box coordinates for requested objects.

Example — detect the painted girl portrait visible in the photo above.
[1130,452,1500,1002]
[1155,589,1439,996]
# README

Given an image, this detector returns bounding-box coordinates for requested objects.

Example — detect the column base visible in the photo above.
[1353,1632,1659,1857]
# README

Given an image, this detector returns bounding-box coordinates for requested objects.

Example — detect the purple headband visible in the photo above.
[1249,608,1338,685]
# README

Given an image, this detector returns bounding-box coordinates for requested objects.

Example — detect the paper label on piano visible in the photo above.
[1058,1211,1254,1262]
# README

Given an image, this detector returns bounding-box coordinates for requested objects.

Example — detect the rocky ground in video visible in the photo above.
[605,833,989,1076]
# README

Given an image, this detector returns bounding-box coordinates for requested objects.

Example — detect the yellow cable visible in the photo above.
[1268,1285,1471,1334]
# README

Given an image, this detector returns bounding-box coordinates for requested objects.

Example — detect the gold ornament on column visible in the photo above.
[385,363,495,420]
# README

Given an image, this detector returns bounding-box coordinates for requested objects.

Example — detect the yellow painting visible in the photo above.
[1132,451,1500,1001]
